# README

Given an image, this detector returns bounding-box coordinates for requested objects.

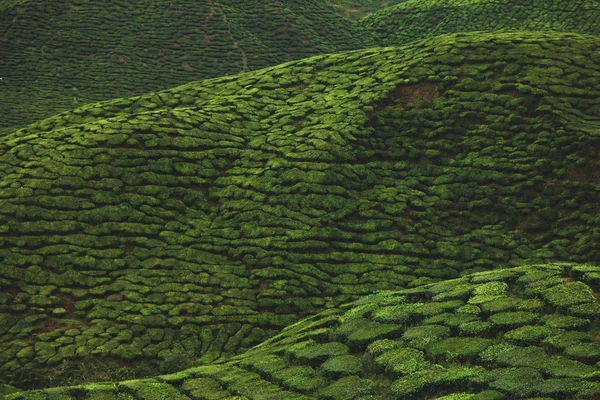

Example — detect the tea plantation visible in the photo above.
[1,30,599,396]
[3,0,600,134]
[360,0,600,46]
[5,263,600,399]
[324,0,407,21]
[0,0,374,131]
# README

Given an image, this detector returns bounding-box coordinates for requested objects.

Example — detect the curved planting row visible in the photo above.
[4,263,600,399]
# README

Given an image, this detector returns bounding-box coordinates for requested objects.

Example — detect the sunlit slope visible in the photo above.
[5,263,600,399]
[1,31,599,388]
[360,0,600,46]
[0,0,374,131]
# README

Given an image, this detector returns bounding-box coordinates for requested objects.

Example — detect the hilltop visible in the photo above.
[5,263,600,399]
[1,31,599,389]
[3,0,600,133]
[0,0,374,131]
[360,0,600,46]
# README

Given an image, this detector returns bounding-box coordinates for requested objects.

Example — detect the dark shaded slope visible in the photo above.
[0,0,374,131]
[360,0,600,46]
[0,31,599,388]
[6,263,600,399]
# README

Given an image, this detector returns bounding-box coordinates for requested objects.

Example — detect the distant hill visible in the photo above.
[5,263,600,399]
[360,0,600,45]
[1,31,599,389]
[0,0,374,131]
[325,0,407,20]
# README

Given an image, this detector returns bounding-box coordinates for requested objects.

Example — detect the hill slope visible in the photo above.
[360,0,600,46]
[325,0,408,20]
[1,31,599,388]
[0,0,374,131]
[4,263,600,399]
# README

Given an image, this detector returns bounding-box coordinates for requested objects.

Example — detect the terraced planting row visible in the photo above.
[4,263,600,399]
[1,31,599,388]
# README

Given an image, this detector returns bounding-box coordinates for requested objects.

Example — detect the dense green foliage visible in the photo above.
[325,0,407,20]
[2,0,599,134]
[0,0,373,131]
[360,0,600,46]
[4,0,600,134]
[1,31,599,391]
[5,263,600,399]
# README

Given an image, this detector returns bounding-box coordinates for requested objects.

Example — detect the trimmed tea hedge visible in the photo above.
[325,0,408,20]
[360,0,600,46]
[0,0,374,131]
[0,30,599,390]
[4,263,600,399]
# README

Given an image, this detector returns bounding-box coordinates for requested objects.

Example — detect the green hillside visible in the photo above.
[360,0,600,46]
[1,31,599,390]
[3,0,599,134]
[5,263,600,399]
[0,0,374,132]
[325,0,407,20]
